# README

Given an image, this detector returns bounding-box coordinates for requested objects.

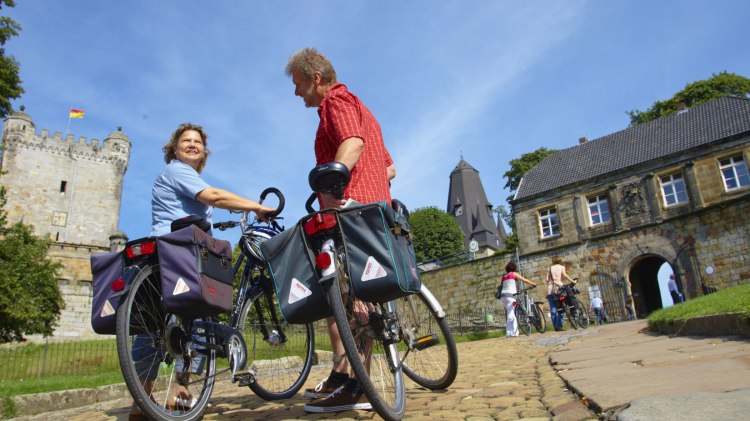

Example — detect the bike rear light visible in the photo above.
[512,301,519,307]
[315,252,332,269]
[304,213,337,236]
[111,279,125,291]
[126,240,156,259]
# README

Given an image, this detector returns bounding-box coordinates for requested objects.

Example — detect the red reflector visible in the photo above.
[316,252,332,269]
[304,213,337,236]
[512,301,518,307]
[126,241,156,259]
[111,279,125,291]
[208,286,216,296]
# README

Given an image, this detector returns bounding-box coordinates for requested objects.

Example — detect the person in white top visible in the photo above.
[498,261,537,337]
[590,296,605,325]
[546,256,576,331]
[668,274,683,304]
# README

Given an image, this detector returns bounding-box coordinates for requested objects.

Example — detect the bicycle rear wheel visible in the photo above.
[395,289,458,390]
[324,270,406,421]
[530,303,547,333]
[515,304,531,336]
[236,281,315,400]
[116,264,216,421]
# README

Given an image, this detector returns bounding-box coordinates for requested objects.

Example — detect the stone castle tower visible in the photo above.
[0,107,131,339]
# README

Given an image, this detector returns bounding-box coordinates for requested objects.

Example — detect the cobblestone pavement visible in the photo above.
[11,331,596,421]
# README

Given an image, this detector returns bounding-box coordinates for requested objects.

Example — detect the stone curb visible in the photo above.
[2,382,130,418]
[648,312,750,338]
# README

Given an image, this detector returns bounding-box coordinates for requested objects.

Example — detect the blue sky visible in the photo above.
[5,1,750,246]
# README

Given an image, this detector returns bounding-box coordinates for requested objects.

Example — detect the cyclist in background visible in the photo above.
[285,47,396,413]
[546,256,577,332]
[498,261,537,337]
[129,122,275,421]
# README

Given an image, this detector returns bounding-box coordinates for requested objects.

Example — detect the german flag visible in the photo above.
[69,108,85,119]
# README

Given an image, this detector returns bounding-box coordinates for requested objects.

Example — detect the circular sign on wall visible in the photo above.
[705,265,714,275]
[469,239,478,252]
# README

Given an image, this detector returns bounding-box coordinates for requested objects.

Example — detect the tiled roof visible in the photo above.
[514,96,750,201]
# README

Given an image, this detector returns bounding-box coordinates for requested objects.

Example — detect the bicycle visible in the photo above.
[516,284,547,334]
[299,162,458,419]
[115,188,317,421]
[556,283,590,329]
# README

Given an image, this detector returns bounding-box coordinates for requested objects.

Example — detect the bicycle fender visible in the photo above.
[419,284,445,318]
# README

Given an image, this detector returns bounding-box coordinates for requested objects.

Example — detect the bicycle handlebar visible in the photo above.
[260,187,285,219]
[305,193,317,214]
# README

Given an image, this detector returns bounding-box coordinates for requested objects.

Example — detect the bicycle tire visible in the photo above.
[116,264,216,421]
[572,299,590,329]
[396,289,458,390]
[324,268,406,421]
[530,303,547,334]
[515,303,531,336]
[563,304,579,330]
[236,282,315,400]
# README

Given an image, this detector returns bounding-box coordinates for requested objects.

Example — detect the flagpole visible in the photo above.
[66,112,71,135]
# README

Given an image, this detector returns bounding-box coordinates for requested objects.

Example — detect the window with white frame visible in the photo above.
[538,207,560,238]
[719,155,750,192]
[587,194,611,225]
[659,173,689,207]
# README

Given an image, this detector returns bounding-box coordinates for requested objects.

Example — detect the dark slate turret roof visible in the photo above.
[447,159,503,250]
[514,97,750,201]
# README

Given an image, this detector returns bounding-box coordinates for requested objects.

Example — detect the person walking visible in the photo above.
[546,256,576,332]
[589,296,605,325]
[285,47,395,413]
[668,274,684,304]
[498,261,537,337]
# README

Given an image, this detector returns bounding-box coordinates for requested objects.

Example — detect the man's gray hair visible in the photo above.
[285,47,337,84]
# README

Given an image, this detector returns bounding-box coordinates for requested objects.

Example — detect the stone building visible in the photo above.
[419,97,749,321]
[447,158,505,257]
[509,97,750,319]
[0,108,130,339]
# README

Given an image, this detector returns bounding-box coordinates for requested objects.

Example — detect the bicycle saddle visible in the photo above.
[308,162,350,199]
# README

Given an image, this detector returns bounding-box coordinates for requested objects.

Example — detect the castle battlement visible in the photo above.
[2,110,131,170]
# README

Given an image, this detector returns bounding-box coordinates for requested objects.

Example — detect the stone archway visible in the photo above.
[628,255,669,318]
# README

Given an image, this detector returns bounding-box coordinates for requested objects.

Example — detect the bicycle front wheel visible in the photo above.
[572,300,590,329]
[515,304,531,336]
[395,290,458,390]
[324,271,406,421]
[116,264,216,421]
[236,286,315,400]
[564,304,579,330]
[531,303,547,333]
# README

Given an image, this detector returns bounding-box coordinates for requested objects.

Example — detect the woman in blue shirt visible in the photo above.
[130,122,276,420]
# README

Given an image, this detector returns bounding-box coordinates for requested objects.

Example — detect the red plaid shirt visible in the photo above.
[315,83,393,204]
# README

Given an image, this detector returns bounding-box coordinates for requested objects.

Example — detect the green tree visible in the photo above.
[0,0,23,118]
[627,71,750,126]
[499,147,557,252]
[0,187,64,342]
[410,207,464,262]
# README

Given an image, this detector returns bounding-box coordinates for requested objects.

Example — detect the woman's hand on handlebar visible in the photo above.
[253,206,277,222]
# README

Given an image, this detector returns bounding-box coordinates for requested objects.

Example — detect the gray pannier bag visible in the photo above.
[337,201,421,303]
[157,225,234,317]
[260,223,332,324]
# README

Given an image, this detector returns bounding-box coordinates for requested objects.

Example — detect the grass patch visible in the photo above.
[648,283,750,325]
[0,371,124,397]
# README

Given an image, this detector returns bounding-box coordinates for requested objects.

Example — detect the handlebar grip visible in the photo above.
[305,193,318,214]
[260,187,285,218]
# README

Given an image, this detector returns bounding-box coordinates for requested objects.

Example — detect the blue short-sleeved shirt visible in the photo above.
[150,160,212,236]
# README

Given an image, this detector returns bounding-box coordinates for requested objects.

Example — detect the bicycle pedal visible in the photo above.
[232,371,256,387]
[411,334,439,350]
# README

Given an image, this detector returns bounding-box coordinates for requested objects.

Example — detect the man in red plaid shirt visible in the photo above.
[286,47,395,413]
